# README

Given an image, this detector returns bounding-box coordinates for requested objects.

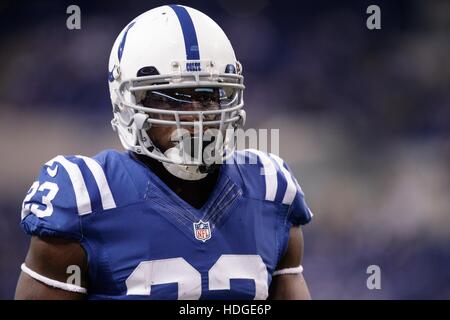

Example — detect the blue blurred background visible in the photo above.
[0,0,449,299]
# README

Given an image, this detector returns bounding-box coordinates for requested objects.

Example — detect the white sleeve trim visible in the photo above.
[273,265,303,276]
[21,263,87,294]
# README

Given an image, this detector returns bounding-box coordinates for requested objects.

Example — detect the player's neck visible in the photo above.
[132,152,220,209]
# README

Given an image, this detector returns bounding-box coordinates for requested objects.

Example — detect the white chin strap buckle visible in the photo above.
[162,146,208,181]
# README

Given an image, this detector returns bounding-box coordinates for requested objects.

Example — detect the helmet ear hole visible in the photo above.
[137,66,160,77]
[225,64,236,74]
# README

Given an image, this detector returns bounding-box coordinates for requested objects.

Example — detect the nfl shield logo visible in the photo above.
[193,220,211,242]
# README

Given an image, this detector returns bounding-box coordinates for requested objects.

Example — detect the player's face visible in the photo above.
[141,88,221,152]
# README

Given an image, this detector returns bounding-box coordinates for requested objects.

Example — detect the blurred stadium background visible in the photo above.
[0,0,449,299]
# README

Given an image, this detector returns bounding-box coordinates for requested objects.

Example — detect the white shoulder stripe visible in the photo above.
[46,156,92,215]
[269,154,297,205]
[76,155,117,211]
[246,149,278,202]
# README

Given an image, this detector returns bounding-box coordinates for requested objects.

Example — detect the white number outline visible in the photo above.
[126,258,201,299]
[209,255,268,300]
[126,254,268,300]
[21,181,59,219]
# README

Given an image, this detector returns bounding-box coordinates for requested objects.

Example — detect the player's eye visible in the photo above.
[140,87,236,113]
[141,91,177,109]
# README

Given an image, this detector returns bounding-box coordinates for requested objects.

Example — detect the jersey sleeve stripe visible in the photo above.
[46,156,92,215]
[269,154,297,205]
[76,155,117,211]
[246,149,278,202]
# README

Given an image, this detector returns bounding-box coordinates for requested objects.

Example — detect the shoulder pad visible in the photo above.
[21,152,121,239]
[230,149,313,225]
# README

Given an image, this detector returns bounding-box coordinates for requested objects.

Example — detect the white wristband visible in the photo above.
[273,265,303,276]
[21,263,87,294]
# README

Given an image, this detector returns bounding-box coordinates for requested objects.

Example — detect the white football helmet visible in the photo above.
[108,5,245,180]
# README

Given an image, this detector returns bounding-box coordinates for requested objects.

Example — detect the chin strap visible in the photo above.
[162,162,208,181]
[162,146,208,181]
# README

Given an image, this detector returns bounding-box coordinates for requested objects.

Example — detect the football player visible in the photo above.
[15,5,313,300]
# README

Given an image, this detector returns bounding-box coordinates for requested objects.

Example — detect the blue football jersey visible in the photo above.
[20,149,313,300]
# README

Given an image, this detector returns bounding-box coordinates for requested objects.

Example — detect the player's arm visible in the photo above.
[15,236,88,300]
[268,226,311,300]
